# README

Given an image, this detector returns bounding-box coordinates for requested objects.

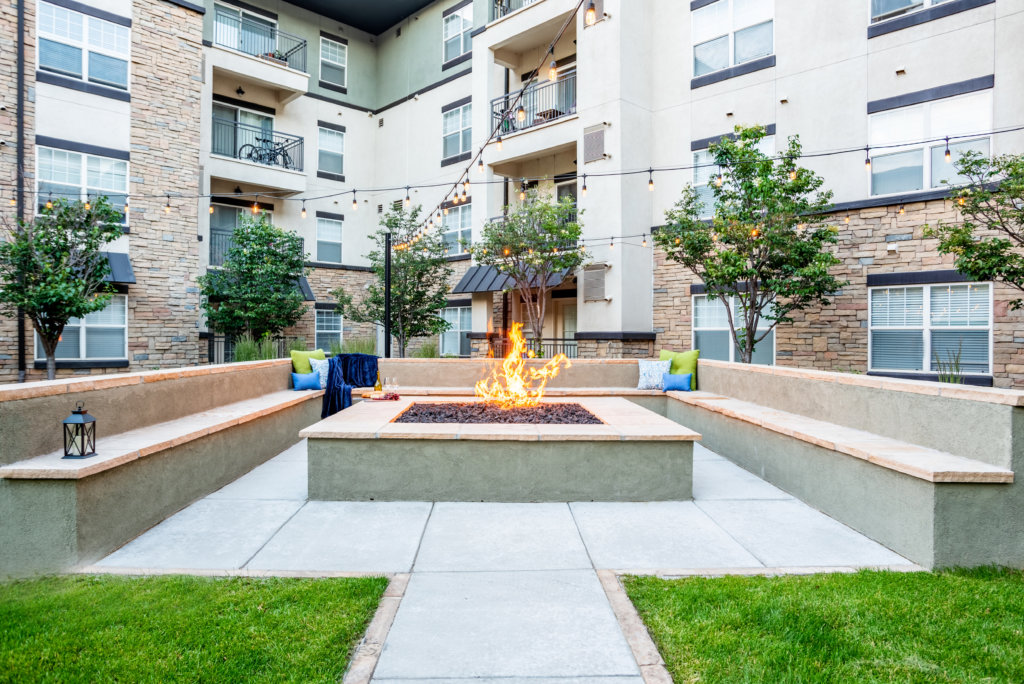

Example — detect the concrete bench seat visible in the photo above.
[0,390,323,481]
[669,391,1013,484]
[351,386,662,397]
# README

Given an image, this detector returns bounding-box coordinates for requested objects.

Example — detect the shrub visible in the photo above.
[233,334,259,362]
[257,335,277,360]
[286,338,307,353]
[412,341,439,358]
[342,337,377,355]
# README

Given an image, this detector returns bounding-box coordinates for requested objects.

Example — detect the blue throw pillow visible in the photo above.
[291,371,321,391]
[663,372,693,392]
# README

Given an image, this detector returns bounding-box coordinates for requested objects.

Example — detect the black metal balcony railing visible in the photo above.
[491,0,542,20]
[213,11,307,72]
[490,337,578,359]
[210,232,304,267]
[203,334,307,364]
[491,70,577,134]
[211,118,304,172]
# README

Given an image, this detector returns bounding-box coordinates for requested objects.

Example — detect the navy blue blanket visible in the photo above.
[320,353,379,418]
[340,353,378,388]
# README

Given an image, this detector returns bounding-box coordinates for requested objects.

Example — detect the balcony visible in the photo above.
[491,70,576,135]
[491,0,543,21]
[209,232,305,268]
[208,13,309,105]
[208,118,306,193]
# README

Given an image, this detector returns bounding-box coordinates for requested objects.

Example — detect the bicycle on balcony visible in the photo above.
[239,136,293,170]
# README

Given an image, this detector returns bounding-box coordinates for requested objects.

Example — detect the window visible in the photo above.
[317,217,343,263]
[211,103,274,160]
[692,0,773,77]
[692,294,774,365]
[440,306,471,357]
[871,0,953,22]
[315,309,342,351]
[37,147,127,223]
[442,103,472,160]
[213,4,276,58]
[869,90,991,196]
[869,283,991,374]
[442,204,471,254]
[39,2,130,89]
[442,5,472,63]
[209,204,273,266]
[36,295,127,360]
[320,37,347,87]
[692,135,774,218]
[318,126,345,175]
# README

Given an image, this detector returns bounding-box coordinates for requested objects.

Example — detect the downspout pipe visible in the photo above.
[16,0,26,382]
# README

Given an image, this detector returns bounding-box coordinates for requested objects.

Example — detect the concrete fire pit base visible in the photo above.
[301,397,699,502]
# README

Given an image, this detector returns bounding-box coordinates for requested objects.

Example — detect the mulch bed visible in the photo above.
[394,402,603,424]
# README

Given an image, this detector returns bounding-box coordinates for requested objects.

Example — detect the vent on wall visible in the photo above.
[584,124,609,163]
[391,200,403,211]
[583,264,609,301]
[377,204,383,214]
[378,118,384,128]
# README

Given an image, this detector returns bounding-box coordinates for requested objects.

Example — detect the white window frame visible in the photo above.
[36,146,129,226]
[37,1,131,91]
[315,308,343,352]
[691,293,776,365]
[318,126,345,175]
[440,305,472,357]
[868,90,992,198]
[212,3,278,56]
[320,36,347,87]
[692,0,774,78]
[34,294,128,361]
[316,216,343,263]
[441,204,471,254]
[442,103,472,161]
[870,0,952,23]
[868,283,993,376]
[442,5,473,64]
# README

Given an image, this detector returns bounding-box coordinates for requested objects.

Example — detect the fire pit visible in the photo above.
[300,322,699,502]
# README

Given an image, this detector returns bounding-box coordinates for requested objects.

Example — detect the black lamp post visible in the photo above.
[63,402,96,459]
[384,228,392,358]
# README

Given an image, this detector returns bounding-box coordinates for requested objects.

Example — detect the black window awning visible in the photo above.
[452,265,569,294]
[297,276,316,301]
[102,252,135,284]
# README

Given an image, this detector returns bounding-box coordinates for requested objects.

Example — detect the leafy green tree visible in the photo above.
[332,205,453,357]
[0,198,123,380]
[467,189,585,341]
[927,151,1024,309]
[655,125,845,363]
[198,213,308,339]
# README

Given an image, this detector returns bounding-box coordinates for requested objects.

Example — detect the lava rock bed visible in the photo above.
[394,402,603,424]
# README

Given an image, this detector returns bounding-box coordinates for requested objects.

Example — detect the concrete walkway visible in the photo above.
[91,440,917,682]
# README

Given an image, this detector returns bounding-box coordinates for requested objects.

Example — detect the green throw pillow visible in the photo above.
[659,349,699,390]
[290,349,326,375]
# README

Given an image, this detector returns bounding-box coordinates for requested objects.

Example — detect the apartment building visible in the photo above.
[3,0,1024,387]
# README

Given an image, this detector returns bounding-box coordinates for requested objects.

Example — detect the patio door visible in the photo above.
[560,302,578,358]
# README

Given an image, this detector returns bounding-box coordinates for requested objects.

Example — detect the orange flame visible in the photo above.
[475,322,570,408]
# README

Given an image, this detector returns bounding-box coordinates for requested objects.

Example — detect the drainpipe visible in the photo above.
[15,0,26,382]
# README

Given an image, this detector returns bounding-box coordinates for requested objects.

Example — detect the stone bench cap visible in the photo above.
[0,389,323,480]
[668,390,1014,484]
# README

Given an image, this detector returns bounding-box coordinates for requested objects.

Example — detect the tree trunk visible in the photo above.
[40,336,59,380]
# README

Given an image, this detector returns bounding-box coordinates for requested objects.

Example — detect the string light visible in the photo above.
[352,190,358,211]
[46,193,54,210]
[648,168,654,191]
[436,209,442,222]
[864,146,871,171]
[516,104,526,122]
[8,196,16,207]
[495,135,502,151]
[460,188,468,202]
[898,203,905,215]
[548,60,557,82]
[83,200,91,210]
[443,206,449,216]
[844,214,850,224]
[750,228,760,238]
[714,173,723,187]
[463,179,470,193]
[478,157,484,173]
[164,195,171,214]
[581,174,587,197]
[944,137,951,163]
[404,187,411,207]
[301,201,307,219]
[609,236,615,249]
[252,197,260,214]
[123,196,128,214]
[519,179,527,201]
[642,233,648,247]
[789,169,797,181]
[585,0,597,25]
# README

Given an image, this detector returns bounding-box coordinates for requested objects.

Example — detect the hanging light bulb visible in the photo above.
[301,201,307,219]
[503,246,511,256]
[164,195,171,214]
[789,169,797,181]
[404,187,411,207]
[944,137,951,163]
[463,179,470,193]
[519,179,527,201]
[209,204,215,214]
[443,206,449,216]
[252,201,260,215]
[548,60,557,82]
[844,214,850,224]
[958,196,966,206]
[7,196,15,207]
[714,173,723,187]
[83,200,91,210]
[898,203,905,215]
[750,228,760,238]
[516,104,526,122]
[436,209,442,222]
[648,168,654,192]
[496,135,502,151]
[352,190,358,211]
[123,196,129,214]
[461,188,468,202]
[609,236,615,249]
[865,147,871,171]
[642,234,648,247]
[46,193,53,210]
[581,174,588,197]
[478,156,484,173]
[428,219,434,229]
[585,0,597,25]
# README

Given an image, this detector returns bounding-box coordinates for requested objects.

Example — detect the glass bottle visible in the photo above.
[374,370,382,392]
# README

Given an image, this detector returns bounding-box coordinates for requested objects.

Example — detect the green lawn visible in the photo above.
[624,568,1024,684]
[0,574,388,683]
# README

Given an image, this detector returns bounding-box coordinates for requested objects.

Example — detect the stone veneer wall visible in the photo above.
[0,0,35,382]
[652,198,1024,389]
[284,265,377,350]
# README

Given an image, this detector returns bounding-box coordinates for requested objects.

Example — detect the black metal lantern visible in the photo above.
[63,401,97,459]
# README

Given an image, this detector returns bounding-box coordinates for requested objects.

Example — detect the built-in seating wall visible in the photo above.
[377,358,641,390]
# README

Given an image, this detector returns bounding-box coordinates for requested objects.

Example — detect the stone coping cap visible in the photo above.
[0,389,323,480]
[301,395,700,442]
[352,386,662,396]
[0,359,291,403]
[378,358,641,365]
[668,390,1014,484]
[698,359,1024,407]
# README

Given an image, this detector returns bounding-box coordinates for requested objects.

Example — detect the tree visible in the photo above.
[332,205,453,357]
[927,151,1024,309]
[198,213,308,338]
[0,197,123,379]
[655,125,845,363]
[467,189,585,342]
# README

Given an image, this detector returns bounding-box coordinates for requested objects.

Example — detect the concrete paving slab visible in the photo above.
[247,501,432,573]
[414,503,592,572]
[373,570,639,680]
[696,499,913,567]
[693,459,793,501]
[207,459,307,501]
[570,501,763,570]
[96,499,303,570]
